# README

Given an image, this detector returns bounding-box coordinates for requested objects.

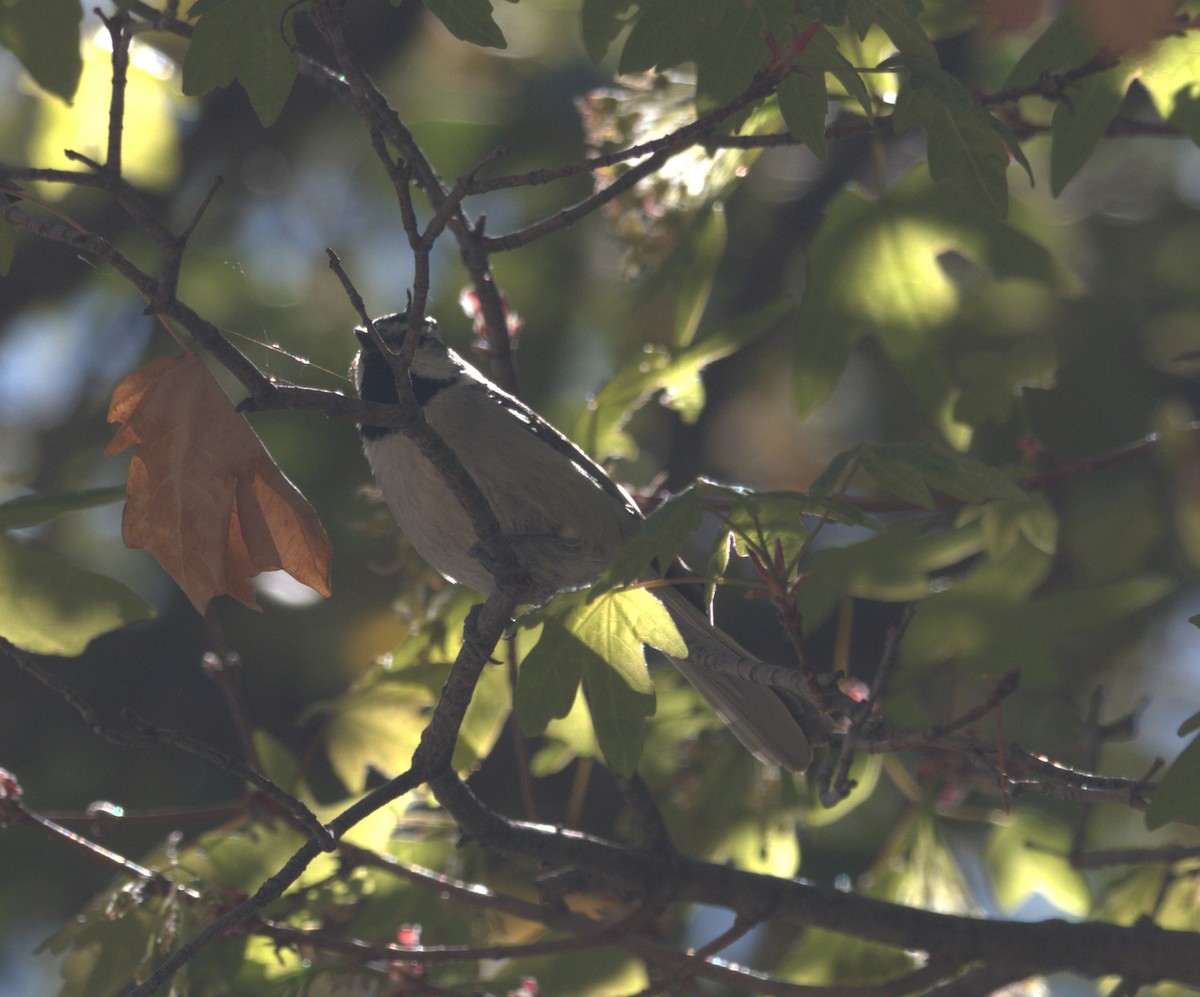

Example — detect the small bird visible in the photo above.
[353,314,828,770]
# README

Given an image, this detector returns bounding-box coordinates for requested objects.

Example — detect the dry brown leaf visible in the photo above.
[1072,0,1175,55]
[106,352,333,613]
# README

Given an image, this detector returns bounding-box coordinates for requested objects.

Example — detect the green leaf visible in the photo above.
[902,574,1170,680]
[1003,10,1095,91]
[804,752,882,827]
[452,646,513,770]
[583,650,655,776]
[794,170,1071,427]
[618,0,696,75]
[715,814,800,876]
[808,448,856,499]
[385,589,475,672]
[0,0,83,102]
[1146,733,1200,829]
[861,810,976,917]
[252,730,302,793]
[893,61,1012,218]
[49,895,190,997]
[515,619,585,734]
[0,536,155,655]
[722,485,879,564]
[533,685,601,773]
[0,214,16,276]
[723,488,814,561]
[985,813,1091,915]
[953,338,1058,427]
[860,446,936,508]
[522,588,677,775]
[576,299,788,461]
[848,442,1026,508]
[0,486,126,530]
[977,495,1058,559]
[496,941,650,996]
[1095,863,1200,932]
[590,487,704,598]
[671,203,727,347]
[1180,710,1200,737]
[694,1,767,114]
[1139,31,1200,147]
[423,0,507,49]
[580,0,632,63]
[846,0,935,62]
[799,521,990,627]
[778,70,829,158]
[774,20,872,156]
[182,0,300,126]
[584,588,684,686]
[799,24,873,120]
[322,681,433,793]
[187,0,234,16]
[1049,69,1130,196]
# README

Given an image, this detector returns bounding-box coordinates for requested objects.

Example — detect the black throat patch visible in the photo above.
[357,343,453,439]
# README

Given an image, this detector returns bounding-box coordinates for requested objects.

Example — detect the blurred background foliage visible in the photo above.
[4,0,1200,994]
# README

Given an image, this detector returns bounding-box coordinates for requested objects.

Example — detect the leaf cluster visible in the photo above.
[5,1,1200,995]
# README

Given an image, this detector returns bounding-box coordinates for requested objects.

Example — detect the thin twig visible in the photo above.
[13,799,195,895]
[632,908,766,997]
[122,712,334,849]
[98,9,131,175]
[1,636,333,849]
[133,582,519,991]
[823,605,915,805]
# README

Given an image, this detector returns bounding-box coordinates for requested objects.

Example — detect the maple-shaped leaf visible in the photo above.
[106,352,332,613]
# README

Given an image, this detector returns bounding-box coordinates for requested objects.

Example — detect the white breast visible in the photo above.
[363,385,638,601]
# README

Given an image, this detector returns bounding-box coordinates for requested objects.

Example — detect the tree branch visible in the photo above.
[430,770,1200,988]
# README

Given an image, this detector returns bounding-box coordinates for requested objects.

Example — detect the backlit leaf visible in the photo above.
[794,171,1070,429]
[985,812,1091,915]
[0,535,154,655]
[31,38,181,194]
[1134,31,1200,147]
[106,352,332,613]
[323,682,433,793]
[452,649,513,771]
[521,588,679,775]
[576,300,787,461]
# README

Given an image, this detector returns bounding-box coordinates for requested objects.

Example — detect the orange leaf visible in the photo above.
[106,352,332,613]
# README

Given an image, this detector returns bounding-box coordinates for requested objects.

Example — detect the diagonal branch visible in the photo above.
[429,769,1200,989]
